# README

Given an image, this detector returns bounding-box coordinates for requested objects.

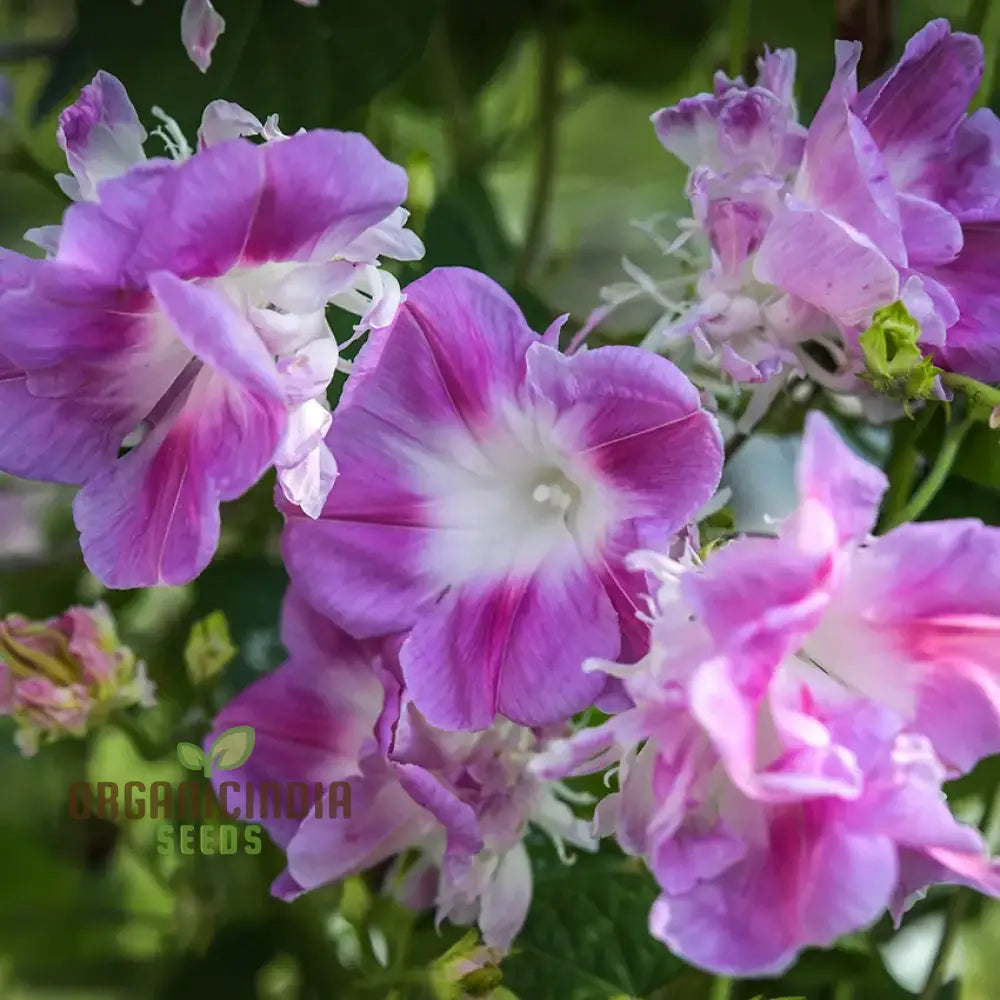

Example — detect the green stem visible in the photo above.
[918,787,1000,1000]
[710,976,733,1000]
[513,0,563,287]
[724,430,748,462]
[431,20,479,175]
[877,406,937,532]
[879,412,974,532]
[729,0,752,78]
[832,982,854,1000]
[968,0,990,33]
[941,371,1000,411]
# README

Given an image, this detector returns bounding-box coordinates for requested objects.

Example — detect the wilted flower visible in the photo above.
[280,266,723,730]
[0,604,154,755]
[0,73,422,588]
[208,590,596,951]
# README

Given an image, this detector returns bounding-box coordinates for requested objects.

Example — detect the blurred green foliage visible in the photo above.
[0,0,997,998]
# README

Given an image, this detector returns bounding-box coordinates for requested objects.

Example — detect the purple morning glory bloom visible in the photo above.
[280,267,723,731]
[758,19,1000,380]
[642,19,1000,393]
[207,588,596,950]
[532,415,1000,974]
[650,49,818,383]
[0,76,423,588]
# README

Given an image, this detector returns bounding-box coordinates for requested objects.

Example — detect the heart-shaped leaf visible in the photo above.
[209,725,256,773]
[176,741,206,773]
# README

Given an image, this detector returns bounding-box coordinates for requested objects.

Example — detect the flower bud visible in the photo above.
[429,931,505,999]
[0,603,154,755]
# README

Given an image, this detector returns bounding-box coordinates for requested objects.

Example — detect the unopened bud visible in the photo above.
[0,604,153,755]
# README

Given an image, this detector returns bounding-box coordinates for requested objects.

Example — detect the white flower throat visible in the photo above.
[412,400,616,585]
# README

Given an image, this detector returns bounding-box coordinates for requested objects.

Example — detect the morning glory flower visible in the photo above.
[207,589,596,951]
[533,469,1000,974]
[0,74,422,588]
[602,19,1000,411]
[281,266,723,730]
[648,48,819,384]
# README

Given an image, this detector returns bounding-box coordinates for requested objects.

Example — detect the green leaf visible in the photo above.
[568,0,721,90]
[953,422,1000,490]
[501,848,683,1000]
[184,611,238,686]
[176,741,206,773]
[209,725,256,774]
[422,174,514,281]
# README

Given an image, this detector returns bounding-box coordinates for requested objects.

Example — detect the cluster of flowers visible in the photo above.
[605,19,1000,419]
[1,15,1000,980]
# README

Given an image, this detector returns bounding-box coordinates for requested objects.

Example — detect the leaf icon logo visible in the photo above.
[176,741,207,773]
[176,726,255,777]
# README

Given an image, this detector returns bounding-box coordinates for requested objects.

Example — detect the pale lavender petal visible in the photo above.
[339,207,425,263]
[56,71,146,201]
[754,198,899,327]
[756,47,797,109]
[285,770,433,892]
[898,193,963,267]
[149,271,282,399]
[797,41,905,265]
[651,820,746,894]
[275,400,336,518]
[392,762,483,856]
[197,100,264,149]
[797,410,887,543]
[181,0,226,73]
[478,843,532,951]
